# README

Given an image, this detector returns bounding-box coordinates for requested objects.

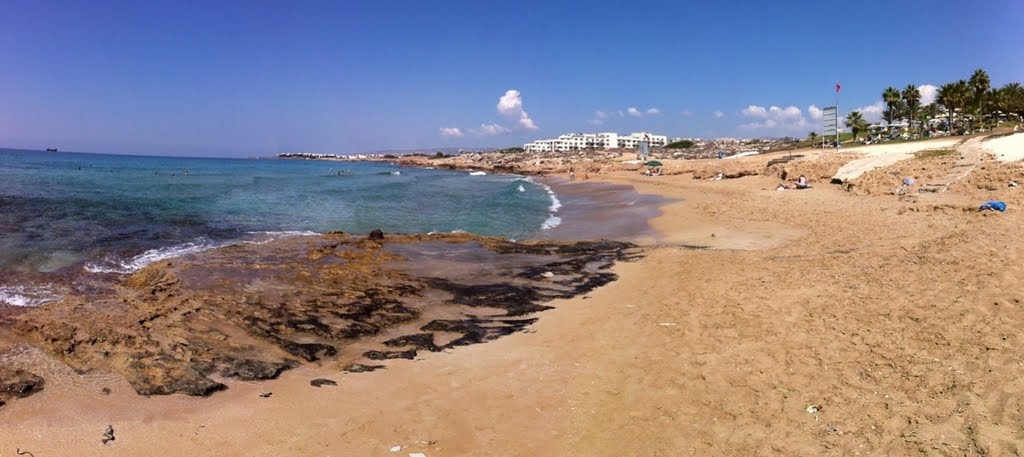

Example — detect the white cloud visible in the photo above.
[627,107,642,117]
[850,101,884,124]
[439,127,464,138]
[713,110,725,119]
[587,110,608,125]
[771,105,802,121]
[918,84,938,105]
[497,89,539,130]
[476,123,511,136]
[741,105,768,118]
[681,109,692,117]
[646,107,661,115]
[808,105,823,120]
[739,104,809,133]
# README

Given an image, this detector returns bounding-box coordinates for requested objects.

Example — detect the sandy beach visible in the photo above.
[5,132,1024,455]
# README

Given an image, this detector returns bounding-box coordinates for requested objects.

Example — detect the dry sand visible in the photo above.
[833,138,961,181]
[985,132,1024,162]
[5,135,1024,455]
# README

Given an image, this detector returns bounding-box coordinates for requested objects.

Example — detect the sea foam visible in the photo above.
[84,231,322,274]
[84,239,223,274]
[0,285,61,307]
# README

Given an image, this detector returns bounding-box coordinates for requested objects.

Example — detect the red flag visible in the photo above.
[836,83,841,93]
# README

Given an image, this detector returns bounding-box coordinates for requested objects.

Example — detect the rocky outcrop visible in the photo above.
[0,368,44,407]
[6,233,639,399]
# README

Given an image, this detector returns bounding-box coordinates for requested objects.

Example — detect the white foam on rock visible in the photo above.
[84,239,222,274]
[0,285,61,307]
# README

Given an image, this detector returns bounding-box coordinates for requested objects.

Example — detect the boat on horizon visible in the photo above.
[45,148,58,152]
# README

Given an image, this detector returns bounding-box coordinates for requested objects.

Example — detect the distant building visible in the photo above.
[524,132,668,153]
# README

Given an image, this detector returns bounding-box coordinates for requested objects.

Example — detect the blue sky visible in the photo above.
[1,0,1022,157]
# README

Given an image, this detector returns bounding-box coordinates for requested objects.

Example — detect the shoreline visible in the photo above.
[7,135,1024,454]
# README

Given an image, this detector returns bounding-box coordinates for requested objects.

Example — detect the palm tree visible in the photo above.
[938,81,971,133]
[937,83,957,132]
[882,86,903,125]
[955,79,973,131]
[921,103,941,134]
[807,131,818,147]
[845,111,869,142]
[969,69,991,129]
[902,85,921,135]
[1004,82,1024,118]
[986,88,1007,126]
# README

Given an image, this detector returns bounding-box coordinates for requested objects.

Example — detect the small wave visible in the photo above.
[469,171,487,176]
[84,239,222,274]
[247,230,320,237]
[518,184,526,193]
[541,215,562,230]
[517,176,562,231]
[0,285,61,307]
[543,185,562,212]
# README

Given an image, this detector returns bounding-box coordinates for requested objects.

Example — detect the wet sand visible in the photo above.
[540,177,668,243]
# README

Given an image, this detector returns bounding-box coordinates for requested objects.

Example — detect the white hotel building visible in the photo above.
[523,132,668,153]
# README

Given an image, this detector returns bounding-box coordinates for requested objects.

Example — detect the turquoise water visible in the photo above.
[0,149,559,303]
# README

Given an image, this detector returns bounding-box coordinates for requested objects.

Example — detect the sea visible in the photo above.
[0,148,562,307]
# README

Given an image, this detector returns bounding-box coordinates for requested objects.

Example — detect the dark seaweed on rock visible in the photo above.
[421,317,539,348]
[343,363,386,373]
[364,349,418,360]
[422,278,557,316]
[382,333,442,352]
[0,368,45,407]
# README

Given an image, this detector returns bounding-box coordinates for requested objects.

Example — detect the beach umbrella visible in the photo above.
[645,160,663,167]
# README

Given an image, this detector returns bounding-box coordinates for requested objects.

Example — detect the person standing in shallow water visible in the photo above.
[569,165,575,182]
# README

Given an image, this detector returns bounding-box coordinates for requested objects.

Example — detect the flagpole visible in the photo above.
[836,82,840,148]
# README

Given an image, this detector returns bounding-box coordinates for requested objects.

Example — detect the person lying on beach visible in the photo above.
[777,175,810,190]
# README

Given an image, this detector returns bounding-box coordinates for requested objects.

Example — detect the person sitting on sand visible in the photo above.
[777,175,810,190]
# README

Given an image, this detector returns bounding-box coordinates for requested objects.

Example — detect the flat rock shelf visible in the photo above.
[0,232,640,400]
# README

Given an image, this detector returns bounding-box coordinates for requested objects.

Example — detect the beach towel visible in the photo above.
[979,201,1007,212]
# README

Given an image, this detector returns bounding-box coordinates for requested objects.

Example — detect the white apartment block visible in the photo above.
[524,132,668,153]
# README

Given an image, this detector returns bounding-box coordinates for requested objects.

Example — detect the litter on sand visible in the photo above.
[409,454,427,457]
[389,445,402,452]
[101,425,116,445]
[979,201,1007,212]
[805,404,820,414]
